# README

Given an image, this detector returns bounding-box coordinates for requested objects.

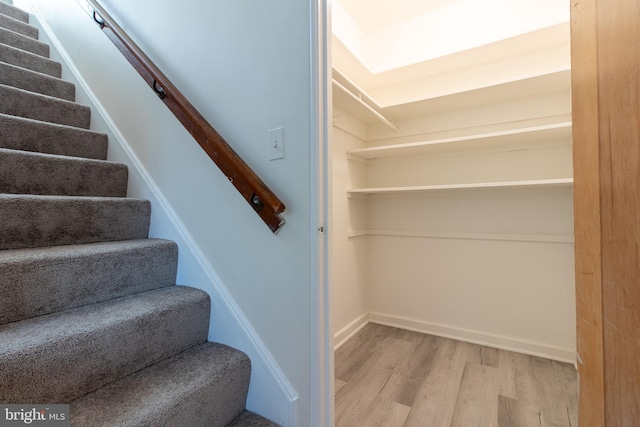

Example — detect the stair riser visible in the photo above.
[0,114,108,160]
[0,240,178,325]
[0,28,48,56]
[0,195,150,250]
[0,149,128,197]
[0,287,211,403]
[0,2,29,23]
[0,61,74,100]
[0,84,90,128]
[0,13,37,39]
[0,42,60,77]
[158,370,251,427]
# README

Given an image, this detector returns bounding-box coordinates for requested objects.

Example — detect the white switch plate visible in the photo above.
[268,127,284,161]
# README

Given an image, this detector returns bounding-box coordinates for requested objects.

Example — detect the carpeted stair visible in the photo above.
[0,3,278,426]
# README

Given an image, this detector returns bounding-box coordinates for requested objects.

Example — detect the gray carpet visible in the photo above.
[0,113,108,159]
[0,3,279,425]
[0,42,60,76]
[0,26,48,57]
[0,148,128,196]
[0,60,74,100]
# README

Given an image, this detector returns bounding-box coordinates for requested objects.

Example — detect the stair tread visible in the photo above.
[0,286,211,403]
[0,83,90,128]
[0,286,206,346]
[0,13,38,39]
[0,146,124,167]
[0,146,128,196]
[0,193,151,250]
[0,26,48,57]
[0,238,176,264]
[0,60,74,101]
[0,113,107,160]
[0,193,147,202]
[0,2,29,23]
[226,411,280,427]
[71,342,251,427]
[0,238,178,325]
[0,42,61,77]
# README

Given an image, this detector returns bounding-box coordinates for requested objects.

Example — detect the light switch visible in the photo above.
[268,127,284,161]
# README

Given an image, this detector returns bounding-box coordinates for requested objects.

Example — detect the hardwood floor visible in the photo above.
[335,324,578,427]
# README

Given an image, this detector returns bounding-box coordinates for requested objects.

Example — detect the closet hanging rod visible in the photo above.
[332,79,399,131]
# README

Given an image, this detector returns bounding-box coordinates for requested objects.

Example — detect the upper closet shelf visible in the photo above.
[348,122,572,160]
[348,178,573,196]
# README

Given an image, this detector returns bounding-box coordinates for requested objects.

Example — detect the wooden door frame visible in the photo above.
[571,0,640,424]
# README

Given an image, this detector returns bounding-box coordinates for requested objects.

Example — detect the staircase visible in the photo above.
[0,3,277,426]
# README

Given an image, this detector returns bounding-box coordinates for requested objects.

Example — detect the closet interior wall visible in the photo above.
[331,33,576,362]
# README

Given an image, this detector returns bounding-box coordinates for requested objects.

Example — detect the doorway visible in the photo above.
[327,0,577,424]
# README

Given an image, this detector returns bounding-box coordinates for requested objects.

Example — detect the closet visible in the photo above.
[330,19,576,363]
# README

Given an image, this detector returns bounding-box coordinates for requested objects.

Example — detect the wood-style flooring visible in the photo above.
[335,324,577,427]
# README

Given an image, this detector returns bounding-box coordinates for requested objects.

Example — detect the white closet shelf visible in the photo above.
[348,178,573,196]
[348,122,572,160]
[381,68,571,119]
[347,229,574,243]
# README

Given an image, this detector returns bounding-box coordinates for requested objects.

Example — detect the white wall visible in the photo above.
[330,107,369,346]
[22,0,320,424]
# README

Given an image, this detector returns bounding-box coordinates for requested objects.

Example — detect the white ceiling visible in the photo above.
[337,0,458,34]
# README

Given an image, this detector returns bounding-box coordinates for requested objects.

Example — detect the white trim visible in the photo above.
[30,5,298,425]
[369,312,576,364]
[333,313,370,350]
[310,0,331,426]
[347,229,574,243]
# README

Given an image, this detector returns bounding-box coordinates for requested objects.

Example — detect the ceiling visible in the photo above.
[337,0,457,34]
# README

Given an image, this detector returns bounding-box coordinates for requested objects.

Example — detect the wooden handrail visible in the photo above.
[85,0,286,233]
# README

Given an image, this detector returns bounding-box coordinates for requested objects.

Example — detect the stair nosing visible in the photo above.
[0,13,38,39]
[0,237,175,256]
[0,193,148,203]
[0,26,48,57]
[0,4,30,24]
[0,82,79,105]
[0,58,68,82]
[0,286,210,403]
[0,41,60,77]
[0,112,104,135]
[70,342,249,426]
[0,146,124,167]
[0,286,206,339]
[0,83,90,129]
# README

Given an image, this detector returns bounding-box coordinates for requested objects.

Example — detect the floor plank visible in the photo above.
[498,395,544,427]
[450,362,500,427]
[335,323,396,383]
[387,330,442,407]
[359,398,411,427]
[402,339,468,427]
[334,324,578,427]
[335,334,413,426]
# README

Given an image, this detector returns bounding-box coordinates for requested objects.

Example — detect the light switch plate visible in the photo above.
[268,127,284,161]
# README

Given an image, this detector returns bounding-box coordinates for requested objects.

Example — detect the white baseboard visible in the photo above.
[369,312,576,364]
[333,313,370,350]
[31,5,297,425]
